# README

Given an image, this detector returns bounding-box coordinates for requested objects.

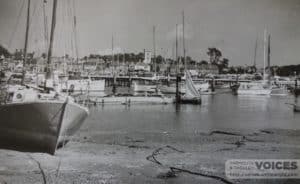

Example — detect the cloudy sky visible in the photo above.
[0,0,300,66]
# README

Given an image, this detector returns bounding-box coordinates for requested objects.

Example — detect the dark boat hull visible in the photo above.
[0,102,66,154]
[179,97,202,105]
[294,104,300,112]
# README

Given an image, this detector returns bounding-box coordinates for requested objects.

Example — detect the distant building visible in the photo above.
[134,62,150,72]
[143,51,152,64]
[197,63,219,75]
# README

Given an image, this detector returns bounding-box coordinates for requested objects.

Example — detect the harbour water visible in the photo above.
[1,93,300,184]
[84,94,300,134]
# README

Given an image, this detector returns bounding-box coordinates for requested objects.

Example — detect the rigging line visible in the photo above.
[60,0,66,58]
[29,0,40,28]
[62,0,69,58]
[28,2,45,57]
[8,0,25,50]
[65,0,73,59]
[53,0,62,58]
[26,1,38,50]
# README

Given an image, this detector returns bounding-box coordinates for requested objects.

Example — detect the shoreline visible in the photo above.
[1,128,300,183]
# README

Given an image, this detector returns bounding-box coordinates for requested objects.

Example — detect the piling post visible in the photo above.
[176,75,181,103]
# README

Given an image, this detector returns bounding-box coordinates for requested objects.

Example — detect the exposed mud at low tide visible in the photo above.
[1,129,300,183]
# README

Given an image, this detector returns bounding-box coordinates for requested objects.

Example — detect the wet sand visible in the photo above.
[1,128,300,184]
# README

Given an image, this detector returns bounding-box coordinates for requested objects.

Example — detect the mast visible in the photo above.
[21,0,31,84]
[267,34,271,84]
[42,0,48,55]
[73,0,79,65]
[182,11,186,71]
[253,36,258,69]
[112,35,116,94]
[46,0,58,79]
[263,29,267,81]
[175,24,180,103]
[153,26,156,78]
[175,24,178,74]
[112,35,114,66]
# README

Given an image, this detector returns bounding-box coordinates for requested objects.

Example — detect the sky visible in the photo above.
[0,0,300,66]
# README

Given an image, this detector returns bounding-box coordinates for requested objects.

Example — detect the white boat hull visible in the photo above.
[237,89,271,95]
[57,100,89,146]
[133,83,157,93]
[270,87,289,96]
[90,96,174,105]
[159,85,185,94]
[237,82,271,95]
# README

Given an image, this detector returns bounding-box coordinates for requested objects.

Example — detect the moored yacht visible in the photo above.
[237,82,271,95]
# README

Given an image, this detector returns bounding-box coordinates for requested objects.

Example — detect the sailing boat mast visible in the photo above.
[263,29,267,81]
[73,0,79,65]
[253,36,258,69]
[42,0,48,53]
[46,0,58,80]
[153,26,156,78]
[175,24,178,74]
[21,0,31,84]
[112,35,116,94]
[175,23,180,103]
[267,34,271,84]
[182,11,186,71]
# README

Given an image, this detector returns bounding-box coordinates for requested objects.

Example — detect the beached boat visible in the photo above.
[0,85,88,154]
[0,0,88,154]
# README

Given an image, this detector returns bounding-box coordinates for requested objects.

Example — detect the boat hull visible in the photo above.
[90,96,174,105]
[270,87,289,96]
[0,102,66,154]
[58,101,89,145]
[237,89,271,95]
[179,97,202,105]
[294,104,300,112]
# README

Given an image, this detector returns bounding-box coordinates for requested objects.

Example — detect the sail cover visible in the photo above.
[185,70,201,98]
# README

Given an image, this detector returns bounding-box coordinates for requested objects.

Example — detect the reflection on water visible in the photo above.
[83,94,300,134]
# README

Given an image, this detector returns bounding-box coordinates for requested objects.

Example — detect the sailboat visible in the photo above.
[237,30,272,95]
[177,11,201,104]
[0,0,88,155]
[180,70,202,104]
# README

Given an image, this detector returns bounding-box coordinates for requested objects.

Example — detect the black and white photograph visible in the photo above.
[0,0,300,183]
